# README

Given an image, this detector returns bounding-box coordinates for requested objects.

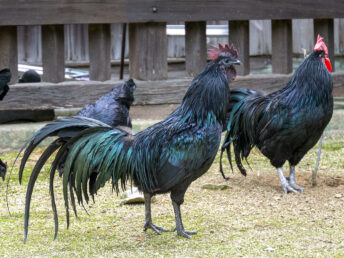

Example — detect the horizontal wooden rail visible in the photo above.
[1,72,343,111]
[0,1,344,25]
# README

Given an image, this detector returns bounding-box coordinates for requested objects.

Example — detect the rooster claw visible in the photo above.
[286,177,304,192]
[281,181,304,194]
[143,221,168,235]
[172,227,198,239]
[288,185,304,193]
[282,183,298,194]
[278,168,303,194]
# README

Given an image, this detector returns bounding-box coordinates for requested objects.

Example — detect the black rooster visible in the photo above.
[220,35,333,193]
[0,68,11,100]
[18,44,240,241]
[77,78,136,128]
[0,159,7,180]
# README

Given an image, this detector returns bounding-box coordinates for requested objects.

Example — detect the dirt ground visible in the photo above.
[0,111,343,257]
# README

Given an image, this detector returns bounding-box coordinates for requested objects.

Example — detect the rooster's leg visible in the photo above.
[143,193,168,234]
[277,167,297,194]
[171,200,197,239]
[287,165,304,192]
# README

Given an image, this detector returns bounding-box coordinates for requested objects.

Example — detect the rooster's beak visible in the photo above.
[232,60,241,66]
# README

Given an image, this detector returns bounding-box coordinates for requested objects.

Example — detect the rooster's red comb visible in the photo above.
[314,34,328,55]
[208,43,239,60]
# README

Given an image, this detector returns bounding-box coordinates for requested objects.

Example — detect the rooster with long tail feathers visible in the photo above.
[18,44,241,241]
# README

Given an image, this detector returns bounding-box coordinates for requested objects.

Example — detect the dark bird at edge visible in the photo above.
[0,159,7,181]
[0,68,11,100]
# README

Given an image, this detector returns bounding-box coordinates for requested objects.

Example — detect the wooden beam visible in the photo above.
[1,72,343,110]
[0,109,54,123]
[0,1,344,25]
[129,22,167,80]
[88,24,111,81]
[229,20,250,75]
[271,20,292,74]
[42,25,65,82]
[185,21,207,77]
[314,19,335,72]
[0,26,18,84]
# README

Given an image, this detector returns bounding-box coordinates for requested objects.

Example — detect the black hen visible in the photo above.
[0,68,11,100]
[221,35,333,193]
[77,79,136,128]
[19,70,41,83]
[18,44,240,241]
[56,79,136,173]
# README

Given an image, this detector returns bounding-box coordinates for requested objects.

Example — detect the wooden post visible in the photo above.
[271,20,292,74]
[129,22,167,81]
[314,19,335,72]
[120,23,127,80]
[229,21,250,75]
[185,21,207,77]
[88,24,111,81]
[42,25,65,82]
[0,26,18,84]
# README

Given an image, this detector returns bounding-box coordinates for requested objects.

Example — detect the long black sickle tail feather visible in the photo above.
[7,117,110,217]
[49,152,59,240]
[220,88,259,179]
[219,133,232,180]
[24,139,61,243]
[19,117,110,184]
[21,116,147,241]
[26,125,111,241]
[61,126,112,231]
[219,148,229,181]
[20,117,111,241]
[49,137,84,240]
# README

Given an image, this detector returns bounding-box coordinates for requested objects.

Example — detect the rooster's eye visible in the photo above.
[221,59,230,65]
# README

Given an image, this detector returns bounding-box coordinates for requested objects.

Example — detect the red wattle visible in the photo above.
[324,57,332,72]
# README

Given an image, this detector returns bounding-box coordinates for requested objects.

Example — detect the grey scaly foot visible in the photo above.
[144,221,169,235]
[277,167,298,194]
[172,200,197,239]
[287,180,304,192]
[281,181,298,194]
[287,165,304,192]
[172,227,198,238]
[143,192,168,235]
[177,229,197,239]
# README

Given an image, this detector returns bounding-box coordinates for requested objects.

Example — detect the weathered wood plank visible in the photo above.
[229,20,250,75]
[88,24,111,81]
[129,22,167,80]
[0,26,18,83]
[1,72,343,110]
[271,20,292,74]
[42,25,65,82]
[0,109,54,123]
[185,22,207,77]
[314,19,335,72]
[0,1,344,25]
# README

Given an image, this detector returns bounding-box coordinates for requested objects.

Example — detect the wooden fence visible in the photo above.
[0,0,344,121]
[14,20,344,65]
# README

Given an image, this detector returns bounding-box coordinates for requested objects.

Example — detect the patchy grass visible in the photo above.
[1,111,344,257]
